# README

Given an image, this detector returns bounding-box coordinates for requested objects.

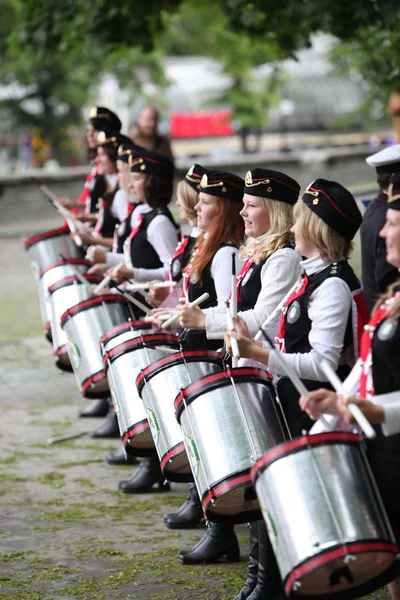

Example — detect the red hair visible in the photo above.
[190,197,244,283]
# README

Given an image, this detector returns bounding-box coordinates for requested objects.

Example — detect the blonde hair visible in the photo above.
[293,199,353,262]
[239,197,294,263]
[177,180,198,222]
[373,282,400,322]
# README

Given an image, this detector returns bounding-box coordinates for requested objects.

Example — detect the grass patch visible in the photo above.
[37,471,65,488]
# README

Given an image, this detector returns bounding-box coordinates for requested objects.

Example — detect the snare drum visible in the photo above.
[252,432,399,599]
[24,225,84,270]
[103,332,180,456]
[136,350,223,482]
[38,259,91,342]
[100,320,153,354]
[175,367,287,524]
[48,274,102,371]
[60,294,134,397]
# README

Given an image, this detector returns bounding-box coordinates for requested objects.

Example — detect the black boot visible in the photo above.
[118,457,170,494]
[105,446,138,466]
[178,522,240,565]
[79,398,109,418]
[164,483,204,529]
[234,521,260,600]
[246,520,286,600]
[90,406,120,439]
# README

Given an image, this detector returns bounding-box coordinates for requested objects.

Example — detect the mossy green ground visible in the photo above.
[0,236,388,600]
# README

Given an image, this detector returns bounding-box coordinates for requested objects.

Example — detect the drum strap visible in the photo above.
[276,274,309,352]
[167,236,190,282]
[359,290,400,397]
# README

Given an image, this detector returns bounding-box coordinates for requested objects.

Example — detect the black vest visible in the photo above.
[360,191,398,312]
[130,206,178,269]
[277,261,361,436]
[114,204,137,254]
[97,187,120,238]
[170,236,197,283]
[367,293,400,520]
[182,243,237,352]
[88,174,106,214]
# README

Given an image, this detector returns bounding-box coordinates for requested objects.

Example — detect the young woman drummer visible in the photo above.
[104,150,181,491]
[86,142,139,274]
[174,169,303,580]
[300,172,400,600]
[226,179,367,600]
[76,131,134,247]
[168,170,245,565]
[148,163,205,306]
[59,106,123,213]
[177,168,302,340]
[105,163,206,468]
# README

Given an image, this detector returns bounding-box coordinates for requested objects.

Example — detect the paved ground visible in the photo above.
[0,236,390,600]
[0,237,248,599]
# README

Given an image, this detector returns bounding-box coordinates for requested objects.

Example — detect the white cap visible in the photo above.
[366,144,400,167]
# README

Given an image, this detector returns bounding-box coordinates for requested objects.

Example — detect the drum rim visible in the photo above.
[251,431,361,484]
[283,539,399,597]
[39,258,91,278]
[81,369,107,397]
[174,367,273,423]
[23,225,70,249]
[103,333,179,367]
[60,294,131,327]
[99,320,152,346]
[135,350,222,393]
[49,274,102,295]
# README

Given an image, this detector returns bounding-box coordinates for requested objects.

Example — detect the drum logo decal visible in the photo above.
[31,260,40,280]
[186,433,200,478]
[110,387,120,414]
[147,407,160,446]
[69,341,81,370]
[287,300,300,324]
[261,506,279,553]
[377,320,398,341]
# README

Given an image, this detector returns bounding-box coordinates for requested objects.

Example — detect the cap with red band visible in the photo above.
[245,168,300,205]
[302,178,362,240]
[129,149,174,181]
[200,170,245,202]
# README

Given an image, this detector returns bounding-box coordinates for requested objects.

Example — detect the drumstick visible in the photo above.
[122,291,151,314]
[230,252,238,318]
[161,292,210,330]
[320,360,376,439]
[124,281,177,291]
[153,346,178,354]
[48,431,89,444]
[39,183,84,246]
[226,306,240,367]
[93,261,124,295]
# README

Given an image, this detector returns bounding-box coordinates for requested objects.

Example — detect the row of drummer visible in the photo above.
[25,111,400,600]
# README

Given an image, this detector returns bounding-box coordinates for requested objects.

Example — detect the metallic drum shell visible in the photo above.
[38,259,91,343]
[60,295,133,398]
[252,433,399,599]
[136,351,223,482]
[24,226,84,270]
[175,367,287,524]
[104,333,180,456]
[48,275,101,371]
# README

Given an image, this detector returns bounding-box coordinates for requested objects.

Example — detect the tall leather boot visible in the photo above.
[79,398,109,418]
[178,522,240,565]
[90,404,120,438]
[246,520,286,600]
[234,521,260,600]
[118,456,170,494]
[164,483,204,529]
